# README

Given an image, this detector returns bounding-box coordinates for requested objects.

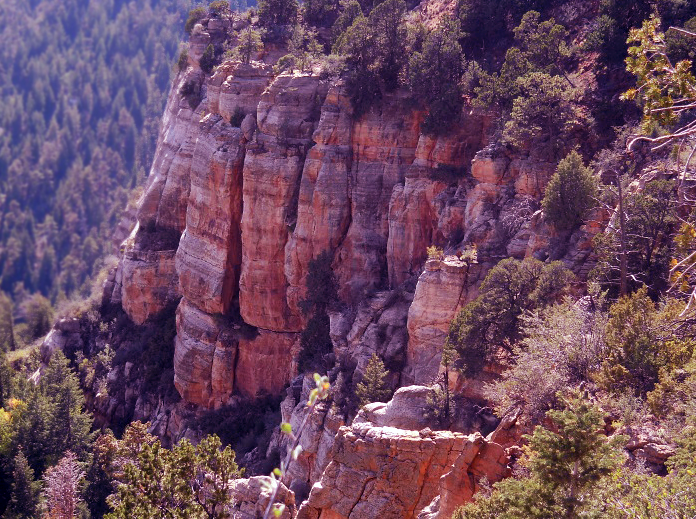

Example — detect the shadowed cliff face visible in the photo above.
[105,17,603,410]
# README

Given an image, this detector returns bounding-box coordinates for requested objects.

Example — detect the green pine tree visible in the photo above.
[356,354,392,407]
[456,393,624,519]
[542,150,598,231]
[5,451,41,519]
[42,351,94,464]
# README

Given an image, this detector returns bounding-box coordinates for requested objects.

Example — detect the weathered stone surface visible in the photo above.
[285,86,353,317]
[121,226,180,325]
[330,289,411,390]
[275,376,346,500]
[176,114,245,315]
[334,92,421,301]
[235,329,298,398]
[229,476,296,519]
[404,258,483,385]
[239,74,328,332]
[173,299,237,408]
[355,386,439,431]
[40,319,82,363]
[208,61,273,121]
[298,421,510,519]
[137,69,203,233]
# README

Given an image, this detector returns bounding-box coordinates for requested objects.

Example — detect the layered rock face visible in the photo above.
[110,14,602,411]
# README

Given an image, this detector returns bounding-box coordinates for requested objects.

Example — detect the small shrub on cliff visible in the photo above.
[231,26,264,63]
[355,354,392,407]
[199,44,217,74]
[407,18,465,134]
[185,7,207,35]
[485,299,608,422]
[542,150,598,231]
[597,288,694,396]
[208,0,230,16]
[446,258,573,376]
[298,251,339,373]
[177,45,189,72]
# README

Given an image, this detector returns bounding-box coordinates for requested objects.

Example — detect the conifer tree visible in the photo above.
[542,150,598,231]
[456,394,624,519]
[43,451,85,519]
[356,354,391,406]
[5,451,41,519]
[41,351,94,463]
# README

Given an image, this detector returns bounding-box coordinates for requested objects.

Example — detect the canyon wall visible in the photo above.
[106,14,602,410]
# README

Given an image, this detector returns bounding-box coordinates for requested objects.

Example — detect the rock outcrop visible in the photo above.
[107,11,602,414]
[296,421,510,519]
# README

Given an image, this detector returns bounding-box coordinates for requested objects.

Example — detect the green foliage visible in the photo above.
[456,394,624,519]
[107,433,242,519]
[623,17,696,132]
[209,0,231,16]
[542,150,598,231]
[8,351,93,481]
[456,0,553,59]
[407,18,465,134]
[485,299,608,422]
[277,25,323,73]
[597,288,694,396]
[304,0,340,28]
[599,423,696,517]
[447,258,573,376]
[665,16,696,67]
[20,293,54,342]
[233,26,264,63]
[177,45,189,72]
[503,72,584,153]
[258,0,299,30]
[298,251,338,373]
[592,180,677,298]
[200,44,217,74]
[355,354,392,406]
[335,0,406,114]
[5,452,41,519]
[0,293,15,352]
[331,1,363,44]
[185,6,208,34]
[0,0,186,304]
[475,11,570,112]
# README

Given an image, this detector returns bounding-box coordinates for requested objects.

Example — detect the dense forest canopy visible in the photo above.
[0,0,190,324]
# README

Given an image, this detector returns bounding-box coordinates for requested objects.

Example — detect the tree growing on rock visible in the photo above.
[232,27,264,64]
[407,18,466,134]
[455,394,624,518]
[258,0,299,31]
[446,258,573,376]
[356,354,392,407]
[298,251,339,373]
[542,150,598,231]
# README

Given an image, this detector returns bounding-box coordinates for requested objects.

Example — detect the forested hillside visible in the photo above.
[0,0,190,337]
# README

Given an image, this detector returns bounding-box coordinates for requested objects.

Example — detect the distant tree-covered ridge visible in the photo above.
[0,0,190,312]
